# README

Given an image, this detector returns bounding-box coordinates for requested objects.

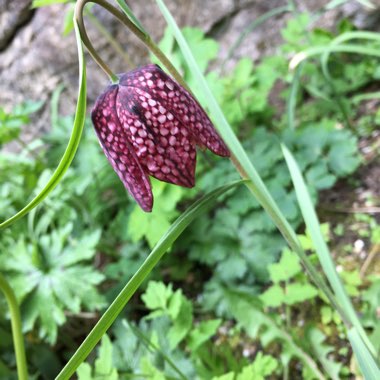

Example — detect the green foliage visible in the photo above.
[212,352,278,380]
[260,248,318,307]
[305,327,342,380]
[177,122,360,301]
[1,4,379,379]
[0,225,104,343]
[77,335,118,380]
[128,181,185,248]
[142,281,193,349]
[209,56,285,128]
[0,101,43,145]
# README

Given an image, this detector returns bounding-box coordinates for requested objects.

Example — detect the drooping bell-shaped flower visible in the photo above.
[91,64,230,212]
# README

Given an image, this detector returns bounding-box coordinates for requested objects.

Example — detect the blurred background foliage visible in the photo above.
[1,0,380,379]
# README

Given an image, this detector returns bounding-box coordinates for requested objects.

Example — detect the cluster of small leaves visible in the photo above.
[282,13,380,128]
[0,225,104,343]
[0,94,136,354]
[76,281,279,379]
[201,242,345,380]
[77,246,371,380]
[173,121,360,306]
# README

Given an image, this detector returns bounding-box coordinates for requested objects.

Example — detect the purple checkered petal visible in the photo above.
[91,85,153,211]
[116,86,196,188]
[119,64,230,157]
[91,64,230,212]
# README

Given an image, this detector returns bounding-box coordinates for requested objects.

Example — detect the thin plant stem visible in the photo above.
[126,321,188,380]
[287,62,304,130]
[258,306,326,380]
[0,274,28,380]
[360,243,379,279]
[75,0,190,91]
[84,8,134,68]
[55,181,243,379]
[75,0,118,83]
[220,5,290,72]
[229,154,350,325]
[288,0,353,130]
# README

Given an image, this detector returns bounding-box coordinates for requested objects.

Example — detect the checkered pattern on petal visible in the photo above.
[116,86,196,188]
[119,64,230,157]
[91,85,153,211]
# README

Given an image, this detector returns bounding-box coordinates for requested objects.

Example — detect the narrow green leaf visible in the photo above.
[290,43,380,70]
[287,62,304,130]
[63,5,75,36]
[320,31,380,81]
[348,328,380,380]
[126,321,187,380]
[155,0,300,253]
[0,22,87,230]
[155,0,340,327]
[355,0,376,9]
[221,5,290,70]
[32,0,70,8]
[282,145,377,360]
[115,0,148,36]
[56,180,245,380]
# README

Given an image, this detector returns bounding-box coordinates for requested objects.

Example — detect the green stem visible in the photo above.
[220,5,290,72]
[55,181,243,379]
[75,0,118,83]
[287,62,304,130]
[229,154,350,325]
[0,274,28,380]
[127,321,188,380]
[85,8,134,68]
[75,0,190,91]
[257,306,326,380]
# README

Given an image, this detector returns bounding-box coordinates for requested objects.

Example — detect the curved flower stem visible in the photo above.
[0,274,28,380]
[75,0,348,323]
[55,181,244,379]
[84,8,134,68]
[229,154,349,325]
[75,0,190,91]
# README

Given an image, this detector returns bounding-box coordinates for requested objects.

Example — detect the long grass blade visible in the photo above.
[348,328,380,380]
[55,180,245,380]
[0,22,87,230]
[290,44,380,70]
[0,274,28,380]
[282,144,377,359]
[115,0,148,36]
[155,0,343,322]
[287,62,304,130]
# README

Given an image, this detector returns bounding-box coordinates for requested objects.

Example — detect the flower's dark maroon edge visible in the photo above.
[91,64,230,212]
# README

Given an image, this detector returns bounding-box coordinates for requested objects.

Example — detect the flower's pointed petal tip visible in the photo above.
[210,140,230,158]
[139,198,153,212]
[173,173,195,188]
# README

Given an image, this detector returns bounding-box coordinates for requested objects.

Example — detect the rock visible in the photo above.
[0,0,377,142]
[0,0,34,50]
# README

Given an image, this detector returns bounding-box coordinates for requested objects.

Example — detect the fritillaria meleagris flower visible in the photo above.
[91,64,230,212]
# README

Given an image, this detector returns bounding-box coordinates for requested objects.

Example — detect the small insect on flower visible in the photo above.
[91,64,230,212]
